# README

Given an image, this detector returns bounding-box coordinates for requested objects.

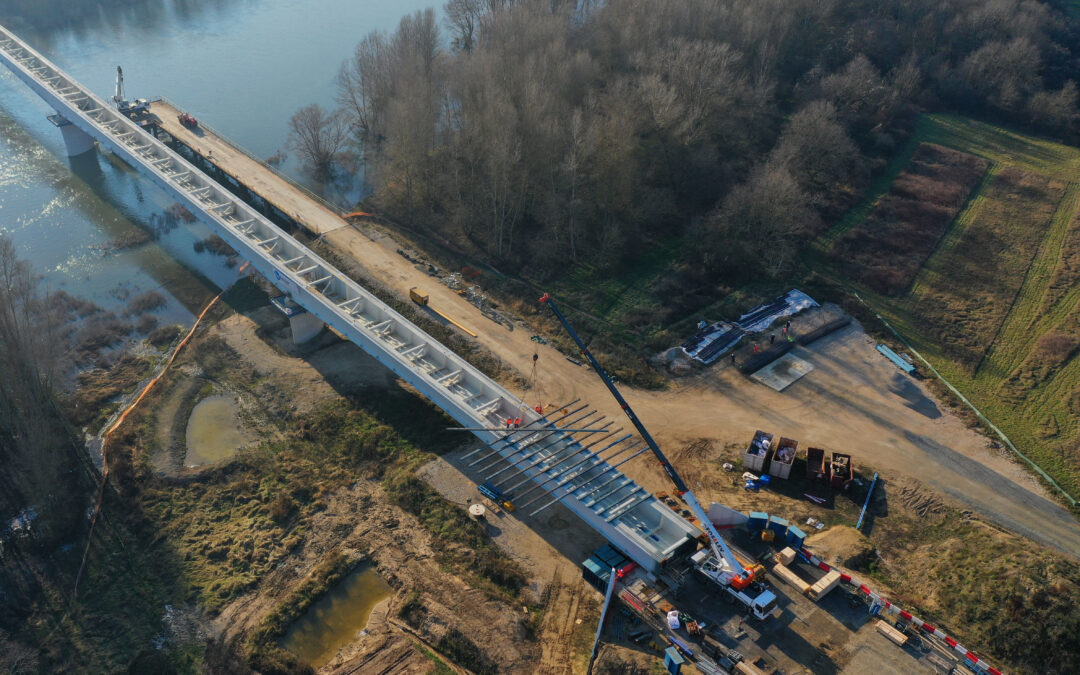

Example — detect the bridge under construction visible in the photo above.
[0,22,700,577]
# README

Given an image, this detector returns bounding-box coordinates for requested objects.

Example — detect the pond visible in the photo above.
[184,394,249,466]
[281,563,392,668]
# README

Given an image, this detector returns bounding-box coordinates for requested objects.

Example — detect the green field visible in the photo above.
[816,114,1080,504]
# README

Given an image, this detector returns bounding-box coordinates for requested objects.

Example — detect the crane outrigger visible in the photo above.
[539,293,777,620]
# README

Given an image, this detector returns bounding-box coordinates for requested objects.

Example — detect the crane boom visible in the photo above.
[114,65,124,104]
[538,293,749,580]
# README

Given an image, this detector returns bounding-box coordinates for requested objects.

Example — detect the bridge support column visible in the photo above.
[289,311,325,344]
[269,294,324,344]
[47,114,94,156]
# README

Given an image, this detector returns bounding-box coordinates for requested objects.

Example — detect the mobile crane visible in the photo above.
[112,66,149,117]
[539,293,778,620]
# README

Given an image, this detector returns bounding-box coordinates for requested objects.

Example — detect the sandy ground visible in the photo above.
[323,221,1080,557]
[151,104,1079,557]
[198,308,543,674]
[149,101,345,236]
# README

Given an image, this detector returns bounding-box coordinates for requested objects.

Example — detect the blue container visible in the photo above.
[664,646,686,674]
[768,515,789,536]
[786,526,806,549]
[748,512,769,530]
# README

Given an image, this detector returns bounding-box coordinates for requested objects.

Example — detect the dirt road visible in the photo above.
[322,224,1080,558]
[149,102,1079,557]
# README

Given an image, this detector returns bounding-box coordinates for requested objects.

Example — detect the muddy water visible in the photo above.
[281,564,392,668]
[184,395,248,466]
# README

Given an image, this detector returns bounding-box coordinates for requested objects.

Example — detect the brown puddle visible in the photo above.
[281,563,392,668]
[184,395,248,466]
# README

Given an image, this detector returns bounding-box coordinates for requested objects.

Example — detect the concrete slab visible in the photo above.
[751,353,814,391]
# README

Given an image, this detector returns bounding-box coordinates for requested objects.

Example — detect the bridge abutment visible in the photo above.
[47,113,95,156]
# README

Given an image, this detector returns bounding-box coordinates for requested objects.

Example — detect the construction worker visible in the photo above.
[752,343,759,354]
[730,352,736,366]
[770,333,776,345]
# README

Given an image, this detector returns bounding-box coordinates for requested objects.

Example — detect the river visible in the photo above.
[0,0,430,321]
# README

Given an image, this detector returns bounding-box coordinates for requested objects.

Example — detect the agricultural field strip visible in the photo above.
[978,183,1080,381]
[815,129,926,249]
[821,114,1080,498]
[904,164,998,301]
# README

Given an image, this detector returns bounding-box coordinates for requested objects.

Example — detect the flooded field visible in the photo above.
[184,394,249,466]
[281,564,392,668]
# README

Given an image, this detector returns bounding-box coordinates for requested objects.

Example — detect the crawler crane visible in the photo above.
[539,293,777,620]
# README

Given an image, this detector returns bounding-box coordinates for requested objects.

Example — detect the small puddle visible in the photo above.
[281,564,392,667]
[184,395,248,466]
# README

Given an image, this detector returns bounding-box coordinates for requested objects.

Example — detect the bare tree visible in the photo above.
[287,104,350,179]
[445,0,483,52]
[337,32,392,153]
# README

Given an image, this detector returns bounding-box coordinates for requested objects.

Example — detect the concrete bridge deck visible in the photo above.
[150,99,345,236]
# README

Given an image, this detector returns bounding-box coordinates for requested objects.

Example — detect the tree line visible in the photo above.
[288,0,1080,282]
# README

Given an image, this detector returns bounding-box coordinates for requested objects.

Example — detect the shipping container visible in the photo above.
[767,515,789,537]
[744,430,774,473]
[806,447,827,481]
[768,437,797,479]
[785,526,806,550]
[748,511,769,531]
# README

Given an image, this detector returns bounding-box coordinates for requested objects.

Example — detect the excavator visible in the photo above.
[539,293,778,620]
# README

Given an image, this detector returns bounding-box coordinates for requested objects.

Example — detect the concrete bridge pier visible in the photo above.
[270,294,325,344]
[47,113,95,156]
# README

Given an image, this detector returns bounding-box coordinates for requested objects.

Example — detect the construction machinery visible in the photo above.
[539,293,778,620]
[409,287,478,337]
[178,112,199,129]
[112,66,149,116]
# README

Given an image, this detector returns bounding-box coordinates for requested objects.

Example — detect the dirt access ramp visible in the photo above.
[322,218,1080,558]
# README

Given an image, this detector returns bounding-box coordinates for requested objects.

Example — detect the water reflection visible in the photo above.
[281,564,392,668]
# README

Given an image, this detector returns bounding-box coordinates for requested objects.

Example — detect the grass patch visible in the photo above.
[904,166,1065,369]
[66,353,152,428]
[829,144,988,295]
[815,113,1080,500]
[870,508,1080,675]
[383,468,527,599]
[436,628,497,675]
[245,552,357,674]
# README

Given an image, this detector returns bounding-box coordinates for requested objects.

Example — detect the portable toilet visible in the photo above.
[748,512,769,531]
[785,525,806,549]
[664,646,686,675]
[767,515,789,537]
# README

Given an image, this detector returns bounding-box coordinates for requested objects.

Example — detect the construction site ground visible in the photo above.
[326,220,1080,558]
[149,95,1080,559]
[135,106,1080,673]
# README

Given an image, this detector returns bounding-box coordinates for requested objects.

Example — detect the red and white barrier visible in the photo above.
[799,547,1003,675]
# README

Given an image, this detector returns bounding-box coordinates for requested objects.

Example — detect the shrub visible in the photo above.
[268,493,296,524]
[126,291,167,316]
[1035,332,1078,365]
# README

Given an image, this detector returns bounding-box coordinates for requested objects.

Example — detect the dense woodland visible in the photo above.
[306,0,1080,282]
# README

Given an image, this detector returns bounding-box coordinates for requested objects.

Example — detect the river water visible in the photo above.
[0,0,430,320]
